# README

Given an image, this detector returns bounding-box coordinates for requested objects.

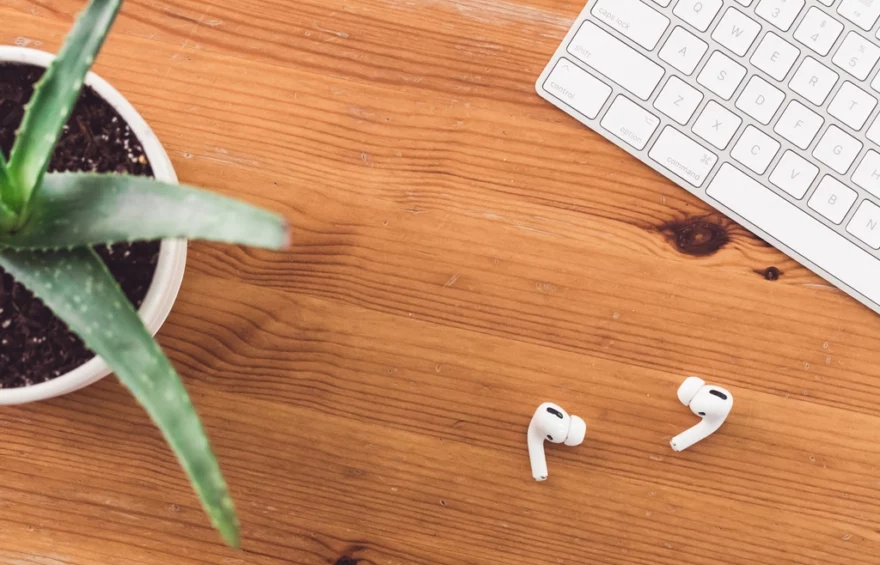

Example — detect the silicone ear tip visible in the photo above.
[677,376,706,406]
[565,416,587,446]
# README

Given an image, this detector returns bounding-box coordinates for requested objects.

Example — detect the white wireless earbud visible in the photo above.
[527,402,587,481]
[670,376,733,452]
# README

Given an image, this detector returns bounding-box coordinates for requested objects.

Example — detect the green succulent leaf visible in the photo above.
[0,149,9,193]
[0,153,17,230]
[0,173,290,250]
[6,0,122,212]
[0,247,240,547]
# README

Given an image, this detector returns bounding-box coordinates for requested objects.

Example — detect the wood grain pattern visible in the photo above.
[3,0,880,563]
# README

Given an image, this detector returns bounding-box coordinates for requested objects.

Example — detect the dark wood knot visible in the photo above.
[755,266,782,281]
[335,558,359,565]
[659,217,730,257]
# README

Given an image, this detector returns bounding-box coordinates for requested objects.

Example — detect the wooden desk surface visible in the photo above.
[3,1,880,563]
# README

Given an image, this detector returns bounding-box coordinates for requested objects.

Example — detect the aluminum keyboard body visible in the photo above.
[537,0,880,314]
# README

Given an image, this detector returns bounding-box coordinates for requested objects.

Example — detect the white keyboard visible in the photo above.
[537,0,880,314]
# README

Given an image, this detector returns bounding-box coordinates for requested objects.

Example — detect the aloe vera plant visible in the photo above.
[0,0,290,546]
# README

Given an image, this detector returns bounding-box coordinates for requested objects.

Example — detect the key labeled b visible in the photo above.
[809,176,857,224]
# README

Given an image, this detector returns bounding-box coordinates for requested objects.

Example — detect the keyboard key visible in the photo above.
[567,23,665,101]
[674,0,723,32]
[817,0,834,5]
[698,51,747,100]
[652,0,672,6]
[813,125,862,174]
[600,95,661,150]
[869,116,880,144]
[732,125,781,174]
[712,8,761,56]
[708,163,880,306]
[832,32,880,80]
[756,0,806,31]
[828,81,877,130]
[591,0,670,50]
[852,150,880,197]
[848,201,880,248]
[751,33,800,81]
[654,76,703,124]
[769,150,819,198]
[542,60,612,119]
[734,0,754,5]
[794,7,844,56]
[693,100,743,149]
[809,176,857,224]
[870,68,880,94]
[838,0,880,31]
[790,57,839,105]
[774,100,824,149]
[659,27,709,75]
[648,126,718,187]
[736,76,785,124]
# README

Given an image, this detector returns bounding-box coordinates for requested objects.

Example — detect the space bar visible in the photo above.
[707,164,880,305]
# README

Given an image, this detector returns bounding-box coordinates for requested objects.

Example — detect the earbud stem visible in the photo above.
[670,419,721,452]
[527,427,548,481]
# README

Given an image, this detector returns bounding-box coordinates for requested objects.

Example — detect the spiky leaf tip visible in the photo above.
[0,247,241,546]
[7,0,123,212]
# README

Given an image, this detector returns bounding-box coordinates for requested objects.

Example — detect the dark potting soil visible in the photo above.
[0,63,161,388]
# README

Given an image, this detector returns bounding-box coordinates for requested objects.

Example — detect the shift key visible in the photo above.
[648,127,718,187]
[567,22,665,100]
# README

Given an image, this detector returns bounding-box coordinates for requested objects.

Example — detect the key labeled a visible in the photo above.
[660,27,709,75]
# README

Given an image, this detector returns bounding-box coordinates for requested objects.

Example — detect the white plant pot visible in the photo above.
[0,47,187,405]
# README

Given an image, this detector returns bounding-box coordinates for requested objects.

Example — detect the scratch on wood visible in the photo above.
[314,24,350,39]
[799,283,838,291]
[444,273,461,288]
[433,0,574,28]
[516,225,559,237]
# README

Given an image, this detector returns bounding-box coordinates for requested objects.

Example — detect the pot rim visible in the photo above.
[0,46,187,405]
